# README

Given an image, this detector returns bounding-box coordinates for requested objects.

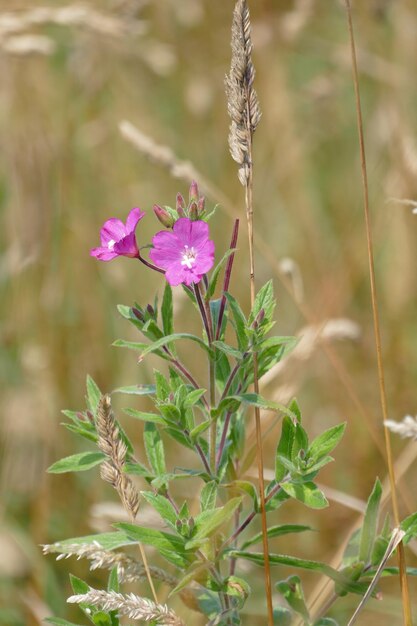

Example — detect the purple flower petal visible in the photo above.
[90,246,119,261]
[126,207,145,233]
[92,208,145,263]
[113,233,139,258]
[150,217,214,286]
[100,218,127,246]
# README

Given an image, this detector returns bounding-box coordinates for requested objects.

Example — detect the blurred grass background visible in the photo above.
[1,0,417,624]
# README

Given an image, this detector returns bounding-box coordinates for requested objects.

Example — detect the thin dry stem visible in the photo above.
[225,2,273,624]
[67,587,185,625]
[343,2,412,624]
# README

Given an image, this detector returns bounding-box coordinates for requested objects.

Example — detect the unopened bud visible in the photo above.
[153,204,174,228]
[253,308,265,329]
[189,201,198,220]
[146,304,155,317]
[176,193,185,217]
[197,195,205,215]
[132,307,144,322]
[189,180,199,203]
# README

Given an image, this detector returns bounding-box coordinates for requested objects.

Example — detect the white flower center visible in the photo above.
[108,239,116,250]
[181,245,197,269]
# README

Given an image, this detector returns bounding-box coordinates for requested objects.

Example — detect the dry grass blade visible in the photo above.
[343,3,412,623]
[347,529,406,626]
[67,587,185,625]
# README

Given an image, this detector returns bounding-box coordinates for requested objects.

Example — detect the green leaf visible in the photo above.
[358,478,382,564]
[161,282,174,337]
[206,248,236,300]
[200,482,218,512]
[141,491,178,529]
[400,511,417,544]
[112,384,155,396]
[273,607,292,626]
[144,423,166,476]
[276,575,310,623]
[212,340,243,360]
[115,333,212,359]
[86,375,102,414]
[292,422,309,461]
[314,619,339,626]
[115,523,190,568]
[224,292,248,350]
[308,423,346,462]
[69,574,89,595]
[281,481,328,509]
[228,551,368,595]
[54,531,139,552]
[123,408,166,425]
[275,416,296,481]
[107,567,119,593]
[185,497,243,549]
[184,388,207,408]
[248,280,275,326]
[43,617,80,626]
[48,452,106,474]
[242,524,312,550]
[92,612,112,626]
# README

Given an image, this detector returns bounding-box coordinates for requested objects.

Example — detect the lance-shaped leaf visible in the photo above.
[275,416,296,482]
[115,523,190,568]
[114,333,212,359]
[185,497,243,549]
[48,451,106,474]
[206,248,237,300]
[86,375,102,415]
[308,423,346,462]
[242,524,312,550]
[281,481,328,509]
[358,478,382,565]
[141,491,178,530]
[227,551,368,595]
[161,282,174,336]
[144,423,166,476]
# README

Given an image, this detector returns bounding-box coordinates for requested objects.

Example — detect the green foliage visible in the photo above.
[48,451,106,474]
[276,575,310,623]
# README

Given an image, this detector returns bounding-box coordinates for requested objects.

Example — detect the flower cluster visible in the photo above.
[90,182,215,286]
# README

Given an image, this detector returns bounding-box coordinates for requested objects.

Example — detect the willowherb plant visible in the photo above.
[44,2,417,626]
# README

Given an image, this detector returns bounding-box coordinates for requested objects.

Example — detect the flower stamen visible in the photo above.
[181,245,197,269]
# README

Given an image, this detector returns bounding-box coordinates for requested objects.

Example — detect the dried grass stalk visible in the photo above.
[225,0,261,185]
[42,541,176,585]
[119,120,200,183]
[67,587,185,625]
[96,395,140,518]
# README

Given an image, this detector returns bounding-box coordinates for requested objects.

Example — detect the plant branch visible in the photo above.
[216,219,240,340]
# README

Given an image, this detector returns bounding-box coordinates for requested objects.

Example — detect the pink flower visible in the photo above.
[149,218,215,286]
[90,208,145,261]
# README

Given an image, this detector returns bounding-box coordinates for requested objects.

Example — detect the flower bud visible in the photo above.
[153,204,174,228]
[146,304,155,318]
[132,307,145,322]
[176,193,185,217]
[197,195,205,216]
[189,201,198,221]
[189,180,199,203]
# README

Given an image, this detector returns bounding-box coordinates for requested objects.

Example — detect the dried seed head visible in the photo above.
[225,0,261,185]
